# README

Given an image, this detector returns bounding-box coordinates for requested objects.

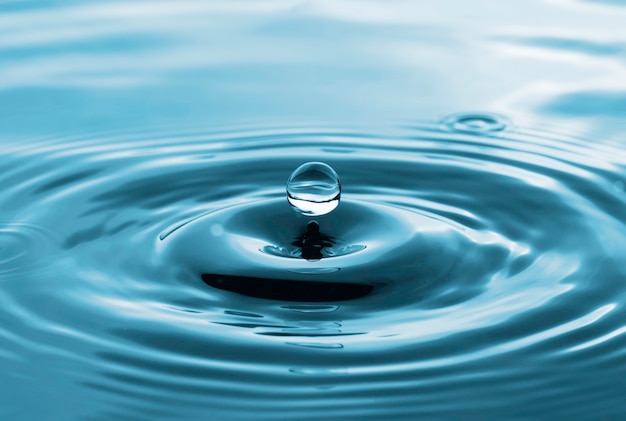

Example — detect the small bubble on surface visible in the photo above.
[442,112,510,134]
[210,224,224,236]
[286,162,341,216]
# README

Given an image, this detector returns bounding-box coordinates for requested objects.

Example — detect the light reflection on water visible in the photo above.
[1,1,626,420]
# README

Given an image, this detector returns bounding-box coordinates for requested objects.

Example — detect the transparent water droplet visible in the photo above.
[287,162,341,216]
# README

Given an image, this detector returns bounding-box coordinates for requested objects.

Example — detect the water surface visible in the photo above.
[1,1,626,420]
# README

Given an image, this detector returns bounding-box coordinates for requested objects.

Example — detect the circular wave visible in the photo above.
[0,222,56,277]
[1,115,626,419]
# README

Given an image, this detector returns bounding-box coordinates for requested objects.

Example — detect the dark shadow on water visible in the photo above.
[201,220,375,302]
[201,273,374,302]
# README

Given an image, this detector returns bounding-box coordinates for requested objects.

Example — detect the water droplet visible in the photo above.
[286,162,341,216]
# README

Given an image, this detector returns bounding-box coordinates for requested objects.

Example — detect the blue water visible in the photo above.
[2,2,626,420]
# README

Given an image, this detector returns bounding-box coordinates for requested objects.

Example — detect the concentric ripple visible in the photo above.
[1,115,626,419]
[0,223,56,277]
[441,112,512,134]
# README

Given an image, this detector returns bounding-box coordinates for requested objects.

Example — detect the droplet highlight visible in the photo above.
[286,162,341,216]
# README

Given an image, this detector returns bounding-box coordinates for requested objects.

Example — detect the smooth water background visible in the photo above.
[2,1,626,420]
